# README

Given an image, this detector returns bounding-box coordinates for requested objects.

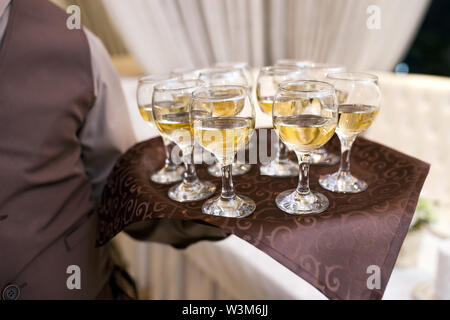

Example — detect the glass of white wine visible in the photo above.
[273,80,338,215]
[152,79,216,202]
[199,68,253,177]
[137,74,185,184]
[256,65,305,176]
[319,72,381,193]
[191,85,256,218]
[213,62,253,89]
[199,67,249,87]
[300,63,346,166]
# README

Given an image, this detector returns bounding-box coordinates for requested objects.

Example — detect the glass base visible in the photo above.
[202,194,255,218]
[150,164,185,184]
[275,189,329,215]
[310,147,340,166]
[168,180,216,202]
[319,171,368,193]
[260,158,298,177]
[208,162,252,177]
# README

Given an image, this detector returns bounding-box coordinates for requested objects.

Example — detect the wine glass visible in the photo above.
[256,66,304,176]
[273,80,338,215]
[152,79,216,202]
[319,72,381,193]
[275,59,316,68]
[213,62,253,89]
[301,63,346,166]
[191,85,256,218]
[170,67,208,80]
[199,68,253,177]
[137,74,185,184]
[199,67,249,87]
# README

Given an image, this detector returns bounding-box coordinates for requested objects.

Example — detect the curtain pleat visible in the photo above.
[176,0,213,67]
[102,0,430,73]
[248,0,264,66]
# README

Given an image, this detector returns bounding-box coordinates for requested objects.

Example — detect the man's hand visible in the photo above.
[124,219,229,249]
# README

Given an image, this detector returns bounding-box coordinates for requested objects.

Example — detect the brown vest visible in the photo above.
[0,0,111,299]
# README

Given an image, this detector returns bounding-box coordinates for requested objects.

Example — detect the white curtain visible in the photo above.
[102,0,430,73]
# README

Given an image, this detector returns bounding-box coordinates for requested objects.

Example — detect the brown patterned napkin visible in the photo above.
[97,129,429,300]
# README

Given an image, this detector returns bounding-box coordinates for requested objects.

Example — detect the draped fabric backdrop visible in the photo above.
[102,0,430,73]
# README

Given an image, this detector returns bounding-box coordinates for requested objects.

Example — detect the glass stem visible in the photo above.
[296,153,311,195]
[277,140,289,163]
[338,135,357,174]
[221,164,235,200]
[182,148,198,185]
[162,137,177,168]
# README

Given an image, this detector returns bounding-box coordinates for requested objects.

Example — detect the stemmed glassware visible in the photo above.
[274,61,345,166]
[199,68,253,177]
[199,68,249,87]
[191,85,256,218]
[275,59,316,68]
[137,74,185,184]
[319,72,381,193]
[300,63,346,166]
[152,79,216,202]
[213,62,254,89]
[273,80,338,215]
[256,66,304,176]
[170,67,208,80]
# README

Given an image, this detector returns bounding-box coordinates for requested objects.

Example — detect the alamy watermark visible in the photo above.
[366,265,381,290]
[168,128,285,166]
[66,265,81,290]
[366,5,381,30]
[66,5,81,30]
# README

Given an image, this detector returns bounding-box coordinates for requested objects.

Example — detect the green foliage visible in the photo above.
[409,198,437,232]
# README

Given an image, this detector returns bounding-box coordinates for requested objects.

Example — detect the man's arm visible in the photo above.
[79,29,137,202]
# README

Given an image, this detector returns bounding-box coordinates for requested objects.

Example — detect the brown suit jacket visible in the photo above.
[0,0,112,299]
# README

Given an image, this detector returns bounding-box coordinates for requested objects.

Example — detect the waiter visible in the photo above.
[0,0,226,300]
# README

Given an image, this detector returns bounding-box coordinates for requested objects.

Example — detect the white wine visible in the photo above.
[257,96,274,115]
[154,112,192,149]
[197,100,244,117]
[153,101,188,115]
[172,93,191,107]
[271,98,323,116]
[273,115,336,153]
[337,104,379,136]
[265,98,304,116]
[193,117,254,164]
[195,89,245,116]
[273,98,335,119]
[138,104,154,124]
